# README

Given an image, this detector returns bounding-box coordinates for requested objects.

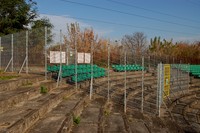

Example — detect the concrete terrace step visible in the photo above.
[94,72,155,89]
[0,85,75,133]
[95,76,156,96]
[126,107,185,133]
[109,71,147,77]
[93,71,144,83]
[0,80,57,114]
[104,113,127,133]
[26,91,86,133]
[102,103,127,133]
[167,94,200,132]
[71,97,106,133]
[184,108,200,124]
[0,75,44,92]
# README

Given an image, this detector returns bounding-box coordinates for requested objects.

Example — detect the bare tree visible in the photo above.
[121,32,147,56]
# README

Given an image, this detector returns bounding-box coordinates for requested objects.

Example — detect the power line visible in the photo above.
[106,0,200,23]
[185,0,200,7]
[66,16,198,35]
[42,13,198,36]
[59,0,200,30]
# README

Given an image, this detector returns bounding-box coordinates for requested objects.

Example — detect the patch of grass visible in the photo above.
[63,96,69,100]
[128,117,133,122]
[22,82,33,86]
[73,116,81,125]
[103,102,112,117]
[104,109,110,116]
[40,86,48,94]
[0,75,19,80]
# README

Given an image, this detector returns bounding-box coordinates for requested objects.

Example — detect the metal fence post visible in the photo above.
[177,61,179,91]
[90,39,94,100]
[4,34,14,72]
[66,40,69,65]
[0,37,1,70]
[11,34,13,72]
[160,63,162,117]
[107,42,110,101]
[45,27,47,80]
[187,63,190,92]
[157,63,163,117]
[148,56,150,71]
[124,46,127,113]
[156,63,160,116]
[26,30,29,74]
[57,30,62,87]
[141,56,144,113]
[19,31,29,74]
[75,33,78,90]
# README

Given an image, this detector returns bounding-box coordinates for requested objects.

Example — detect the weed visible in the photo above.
[22,82,33,86]
[63,96,69,100]
[40,86,48,94]
[104,110,110,116]
[0,75,18,80]
[73,116,81,125]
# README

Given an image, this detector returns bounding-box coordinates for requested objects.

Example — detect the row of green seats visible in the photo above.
[71,71,106,83]
[47,65,59,72]
[62,64,98,70]
[112,64,145,72]
[47,64,106,81]
[171,64,190,72]
[190,65,200,77]
[48,64,104,73]
[61,67,105,78]
[47,64,99,73]
[172,64,200,78]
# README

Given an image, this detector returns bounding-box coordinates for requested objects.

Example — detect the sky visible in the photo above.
[34,0,200,43]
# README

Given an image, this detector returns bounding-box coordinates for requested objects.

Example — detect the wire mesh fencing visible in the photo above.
[0,27,193,117]
[0,27,46,74]
[46,35,190,116]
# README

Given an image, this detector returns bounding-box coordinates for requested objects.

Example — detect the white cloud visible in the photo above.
[40,14,113,43]
[173,34,200,42]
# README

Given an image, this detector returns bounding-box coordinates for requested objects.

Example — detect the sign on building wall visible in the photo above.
[163,64,170,98]
[78,53,91,64]
[78,53,84,63]
[50,51,90,64]
[50,51,66,63]
[85,53,91,63]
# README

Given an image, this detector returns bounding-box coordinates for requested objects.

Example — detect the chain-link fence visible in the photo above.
[0,27,46,74]
[0,28,192,117]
